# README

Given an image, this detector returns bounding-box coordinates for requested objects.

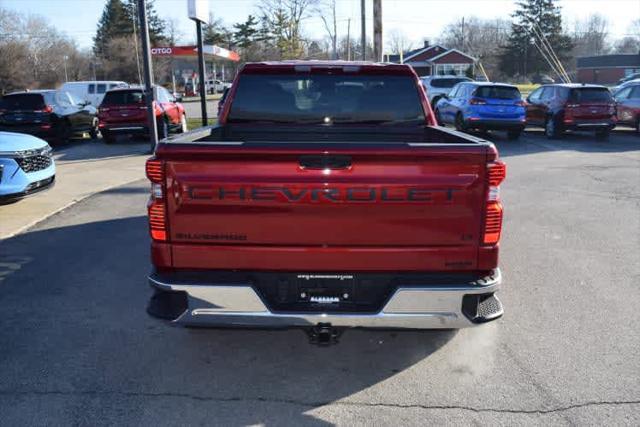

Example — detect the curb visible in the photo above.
[0,177,145,241]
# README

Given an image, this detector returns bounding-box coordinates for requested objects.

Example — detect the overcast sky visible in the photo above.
[2,0,639,50]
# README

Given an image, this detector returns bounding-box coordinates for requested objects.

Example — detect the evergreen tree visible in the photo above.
[499,0,573,78]
[124,0,166,45]
[93,0,166,56]
[233,15,260,48]
[203,13,231,46]
[93,0,131,55]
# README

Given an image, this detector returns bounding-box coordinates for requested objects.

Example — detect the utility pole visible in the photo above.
[360,0,366,60]
[188,0,209,126]
[373,0,382,62]
[137,0,158,154]
[461,17,465,52]
[63,55,68,81]
[346,18,351,61]
[195,20,208,126]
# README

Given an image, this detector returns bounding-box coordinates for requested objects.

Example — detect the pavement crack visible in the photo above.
[0,389,638,415]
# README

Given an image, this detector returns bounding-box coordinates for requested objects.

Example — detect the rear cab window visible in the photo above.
[227,73,425,125]
[0,93,46,110]
[97,84,107,94]
[101,90,145,106]
[474,86,521,99]
[569,88,612,103]
[88,84,96,94]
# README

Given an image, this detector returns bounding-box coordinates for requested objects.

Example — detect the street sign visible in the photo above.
[188,0,209,23]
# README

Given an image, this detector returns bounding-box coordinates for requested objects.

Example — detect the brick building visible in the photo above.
[388,42,476,77]
[576,53,640,84]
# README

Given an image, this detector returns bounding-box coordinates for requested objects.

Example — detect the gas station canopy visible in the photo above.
[151,45,240,61]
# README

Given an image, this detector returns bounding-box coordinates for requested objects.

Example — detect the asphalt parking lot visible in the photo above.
[0,129,638,425]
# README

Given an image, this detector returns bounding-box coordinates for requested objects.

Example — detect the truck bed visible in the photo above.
[151,124,498,273]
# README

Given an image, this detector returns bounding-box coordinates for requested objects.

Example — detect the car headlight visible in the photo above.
[41,145,52,157]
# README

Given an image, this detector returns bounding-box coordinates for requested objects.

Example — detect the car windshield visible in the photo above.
[474,86,521,99]
[0,93,46,110]
[569,88,612,103]
[101,90,145,106]
[430,78,471,88]
[227,74,425,124]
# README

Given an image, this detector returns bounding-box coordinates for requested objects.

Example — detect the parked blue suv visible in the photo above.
[0,131,55,204]
[434,82,526,139]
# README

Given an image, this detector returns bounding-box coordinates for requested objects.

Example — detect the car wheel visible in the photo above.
[454,113,466,132]
[56,120,71,144]
[595,129,610,141]
[507,129,522,140]
[545,116,562,139]
[88,118,99,140]
[102,131,116,144]
[431,96,441,111]
[177,114,188,133]
[157,117,168,140]
[435,109,443,126]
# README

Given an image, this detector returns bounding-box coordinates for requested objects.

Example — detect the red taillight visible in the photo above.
[146,158,167,241]
[35,105,53,113]
[145,158,164,183]
[563,103,576,123]
[469,98,486,105]
[484,161,506,245]
[483,202,503,245]
[487,161,506,187]
[148,202,167,241]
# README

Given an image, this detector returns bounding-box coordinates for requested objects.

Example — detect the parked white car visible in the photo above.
[60,81,127,107]
[420,76,473,107]
[206,79,231,94]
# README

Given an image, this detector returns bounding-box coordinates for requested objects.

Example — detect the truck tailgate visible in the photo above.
[157,143,490,271]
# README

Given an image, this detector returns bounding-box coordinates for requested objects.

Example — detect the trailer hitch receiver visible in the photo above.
[306,323,342,346]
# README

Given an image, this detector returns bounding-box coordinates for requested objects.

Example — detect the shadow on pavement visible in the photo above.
[475,128,640,158]
[0,208,455,425]
[53,136,148,162]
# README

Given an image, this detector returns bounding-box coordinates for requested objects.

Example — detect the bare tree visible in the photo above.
[0,7,93,91]
[315,0,338,59]
[613,36,640,54]
[437,17,510,80]
[165,17,183,45]
[386,29,413,55]
[572,14,610,57]
[613,19,640,53]
[260,0,317,59]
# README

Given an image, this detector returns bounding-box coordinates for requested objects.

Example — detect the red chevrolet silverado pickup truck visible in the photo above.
[145,61,506,343]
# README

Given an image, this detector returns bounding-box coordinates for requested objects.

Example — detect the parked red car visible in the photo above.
[525,84,616,139]
[613,83,640,132]
[98,86,187,144]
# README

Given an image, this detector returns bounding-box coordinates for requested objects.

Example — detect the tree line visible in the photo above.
[1,0,639,93]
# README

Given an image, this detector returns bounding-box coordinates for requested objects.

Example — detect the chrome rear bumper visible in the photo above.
[148,269,502,329]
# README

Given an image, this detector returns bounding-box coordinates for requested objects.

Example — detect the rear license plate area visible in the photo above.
[296,274,355,305]
[252,273,397,313]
